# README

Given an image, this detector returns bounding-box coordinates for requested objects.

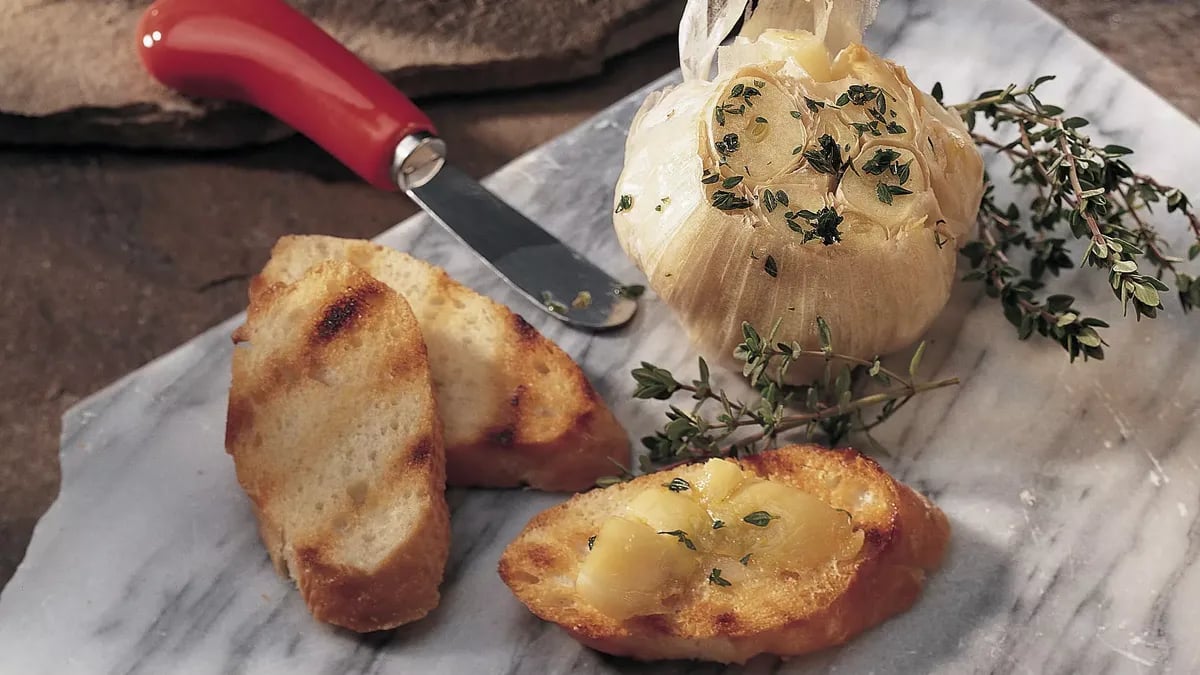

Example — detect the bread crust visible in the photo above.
[498,445,949,663]
[228,261,450,632]
[251,235,630,492]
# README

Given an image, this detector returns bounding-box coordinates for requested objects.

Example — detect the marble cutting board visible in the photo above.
[3,0,1199,672]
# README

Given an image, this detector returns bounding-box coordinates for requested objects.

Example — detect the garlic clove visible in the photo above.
[838,142,929,231]
[707,70,807,185]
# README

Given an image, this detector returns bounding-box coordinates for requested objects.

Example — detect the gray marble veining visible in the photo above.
[3,0,1200,672]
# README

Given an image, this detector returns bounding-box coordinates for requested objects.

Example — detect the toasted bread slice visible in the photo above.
[249,234,630,492]
[226,260,450,632]
[499,445,949,663]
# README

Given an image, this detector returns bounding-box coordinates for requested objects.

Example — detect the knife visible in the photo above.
[136,0,638,330]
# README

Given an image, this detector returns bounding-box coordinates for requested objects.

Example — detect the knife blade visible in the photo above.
[407,164,637,330]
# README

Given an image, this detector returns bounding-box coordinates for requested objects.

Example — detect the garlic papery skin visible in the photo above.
[613,1,983,382]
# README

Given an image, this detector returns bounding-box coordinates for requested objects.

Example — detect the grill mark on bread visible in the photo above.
[714,612,740,632]
[224,395,255,452]
[488,384,528,448]
[863,528,888,547]
[638,614,676,636]
[511,314,539,341]
[525,543,556,572]
[490,427,516,447]
[408,437,435,467]
[390,340,429,381]
[311,281,387,343]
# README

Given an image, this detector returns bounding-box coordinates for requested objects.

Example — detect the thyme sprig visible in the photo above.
[950,76,1200,361]
[629,318,958,471]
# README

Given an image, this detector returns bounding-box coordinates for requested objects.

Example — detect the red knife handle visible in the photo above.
[136,0,436,191]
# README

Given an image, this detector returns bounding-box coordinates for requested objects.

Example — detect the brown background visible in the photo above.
[2,0,1198,587]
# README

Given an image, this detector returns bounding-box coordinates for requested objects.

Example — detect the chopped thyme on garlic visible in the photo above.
[664,477,691,492]
[876,182,913,205]
[762,189,789,213]
[728,82,763,109]
[786,207,844,245]
[615,194,633,213]
[715,133,741,156]
[764,255,779,278]
[852,121,883,137]
[708,568,732,587]
[861,148,902,175]
[712,190,752,211]
[742,511,778,527]
[715,102,745,126]
[658,530,697,550]
[801,134,844,175]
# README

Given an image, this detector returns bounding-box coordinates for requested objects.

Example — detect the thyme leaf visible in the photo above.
[664,477,691,492]
[742,511,778,527]
[803,134,844,175]
[658,530,697,550]
[708,568,732,586]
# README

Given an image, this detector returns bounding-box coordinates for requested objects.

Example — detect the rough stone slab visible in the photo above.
[0,0,682,148]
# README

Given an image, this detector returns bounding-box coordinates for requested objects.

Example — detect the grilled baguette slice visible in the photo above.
[499,445,949,663]
[227,260,449,632]
[250,234,630,492]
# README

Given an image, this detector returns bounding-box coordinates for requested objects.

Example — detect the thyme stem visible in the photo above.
[1054,128,1106,249]
[736,377,959,445]
[624,319,958,478]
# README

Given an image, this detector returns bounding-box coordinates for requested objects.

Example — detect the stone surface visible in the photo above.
[0,0,682,147]
[1035,0,1200,120]
[3,0,1200,672]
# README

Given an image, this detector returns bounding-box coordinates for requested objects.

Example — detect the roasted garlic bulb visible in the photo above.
[614,0,983,381]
